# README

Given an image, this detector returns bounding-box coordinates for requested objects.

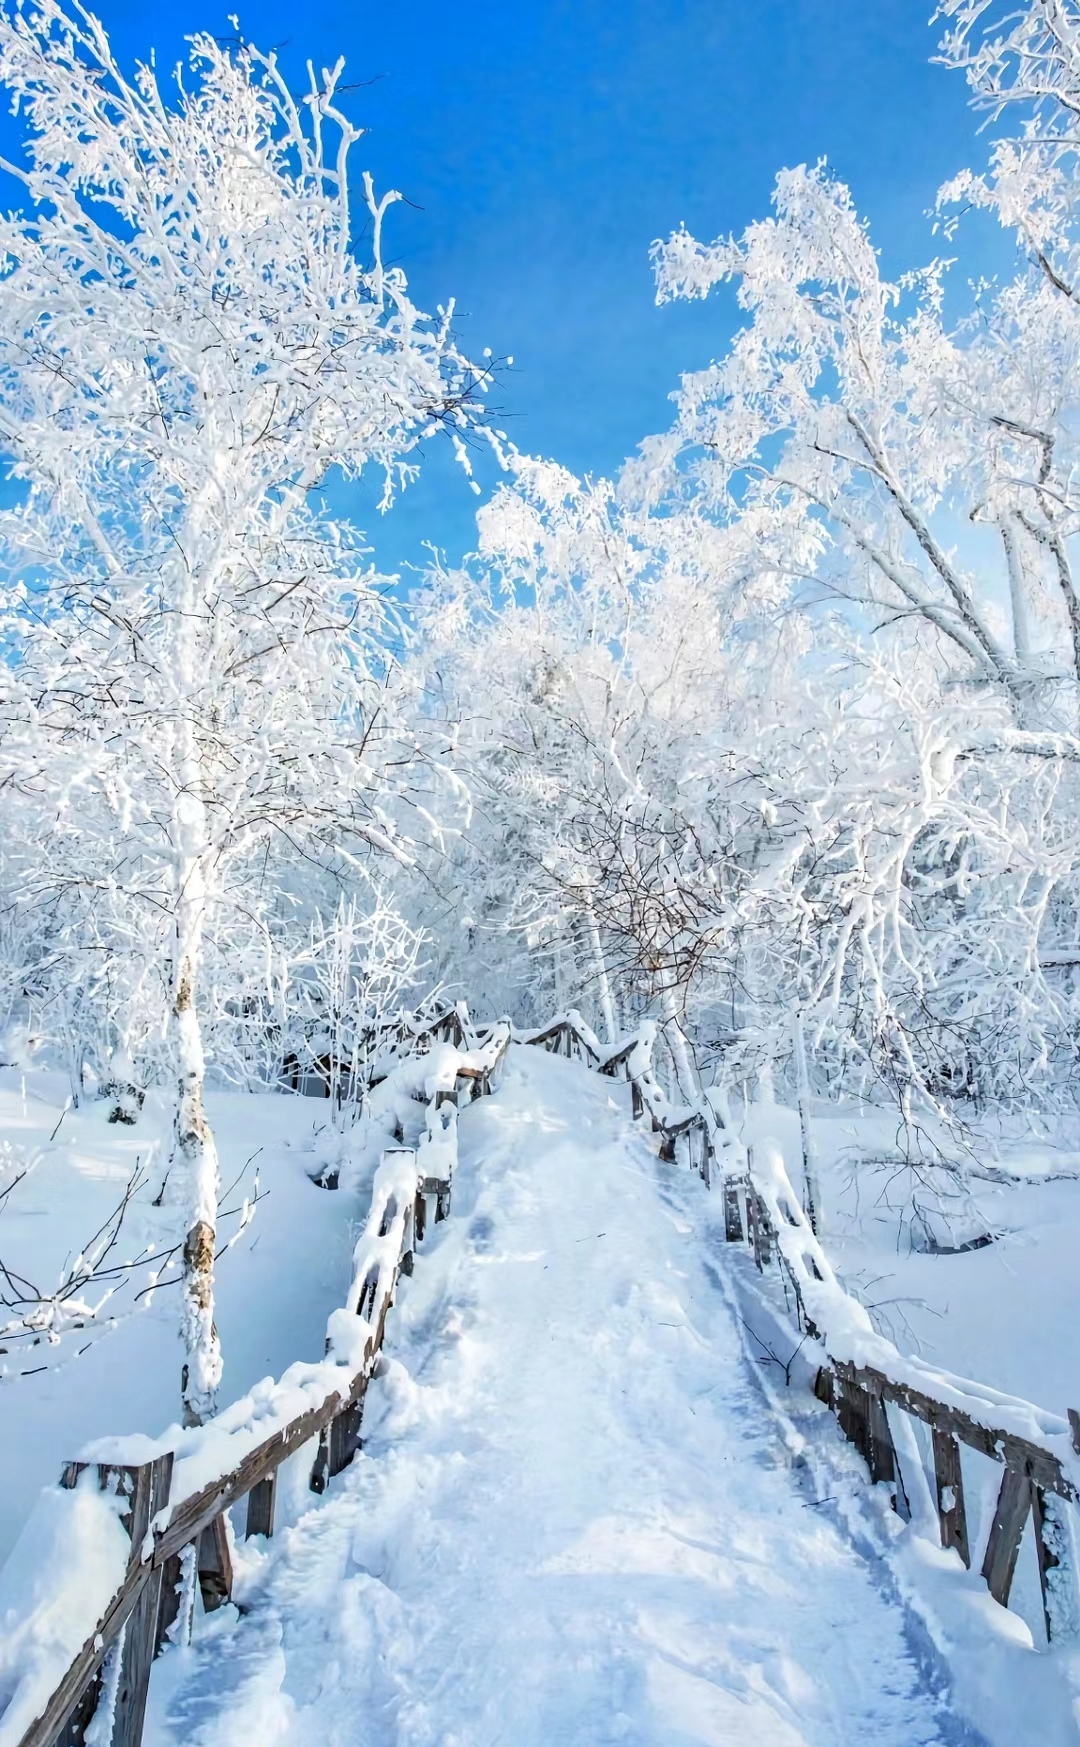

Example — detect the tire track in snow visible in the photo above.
[147,1044,960,1747]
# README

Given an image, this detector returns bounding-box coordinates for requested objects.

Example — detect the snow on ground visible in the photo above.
[0,1070,354,1565]
[794,1100,1080,1418]
[143,1045,967,1747]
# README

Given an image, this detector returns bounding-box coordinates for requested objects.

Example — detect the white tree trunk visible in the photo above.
[1001,516,1032,669]
[792,1009,823,1234]
[172,739,222,1427]
[660,984,697,1101]
[586,911,617,1043]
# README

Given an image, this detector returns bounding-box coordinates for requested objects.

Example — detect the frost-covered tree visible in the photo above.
[0,3,486,1421]
[647,161,1080,732]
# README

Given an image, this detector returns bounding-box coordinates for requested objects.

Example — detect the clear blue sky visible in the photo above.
[17,1,1006,576]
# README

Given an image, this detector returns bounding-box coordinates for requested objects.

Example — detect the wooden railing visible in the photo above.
[519,1011,722,1188]
[523,1009,1080,1643]
[3,1021,509,1747]
[724,1139,1080,1642]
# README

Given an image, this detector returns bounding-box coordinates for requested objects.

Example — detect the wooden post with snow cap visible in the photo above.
[53,1453,174,1747]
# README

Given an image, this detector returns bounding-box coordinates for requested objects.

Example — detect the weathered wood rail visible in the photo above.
[722,1141,1080,1642]
[524,1009,1080,1642]
[3,1015,509,1747]
[519,1011,722,1188]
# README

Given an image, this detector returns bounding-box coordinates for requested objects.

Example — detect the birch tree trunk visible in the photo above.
[171,564,223,1426]
[586,909,617,1043]
[173,786,222,1426]
[792,1009,823,1235]
[660,984,697,1102]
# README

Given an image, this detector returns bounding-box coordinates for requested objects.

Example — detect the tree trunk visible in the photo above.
[792,1009,823,1234]
[586,910,617,1043]
[660,983,697,1102]
[172,780,222,1427]
[1000,516,1032,669]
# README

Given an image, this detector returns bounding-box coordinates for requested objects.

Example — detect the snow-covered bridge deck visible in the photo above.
[147,1045,951,1747]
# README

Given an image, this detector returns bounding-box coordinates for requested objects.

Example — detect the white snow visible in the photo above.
[141,1046,963,1747]
[0,1474,130,1745]
[0,1076,356,1566]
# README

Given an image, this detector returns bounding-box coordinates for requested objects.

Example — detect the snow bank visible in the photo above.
[0,1478,130,1747]
[748,1135,1080,1486]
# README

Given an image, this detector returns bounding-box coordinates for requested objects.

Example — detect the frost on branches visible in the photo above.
[3,0,1080,1422]
[0,2,487,1420]
[410,1,1080,1184]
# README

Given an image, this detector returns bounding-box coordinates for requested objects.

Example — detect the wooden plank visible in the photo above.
[981,1468,1033,1608]
[17,1556,148,1747]
[159,1384,350,1559]
[746,1191,762,1270]
[49,1456,173,1747]
[154,1553,183,1653]
[328,1396,365,1477]
[833,1360,1073,1500]
[414,1188,427,1246]
[836,1379,872,1466]
[309,1431,330,1496]
[723,1177,744,1243]
[111,1562,164,1747]
[1031,1484,1063,1642]
[865,1389,897,1488]
[196,1512,233,1613]
[931,1427,971,1568]
[746,1189,772,1269]
[53,1673,100,1747]
[245,1474,276,1540]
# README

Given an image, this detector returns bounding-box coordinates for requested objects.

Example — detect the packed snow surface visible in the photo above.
[145,1046,956,1747]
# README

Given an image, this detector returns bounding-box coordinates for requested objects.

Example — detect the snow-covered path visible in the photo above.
[147,1045,958,1747]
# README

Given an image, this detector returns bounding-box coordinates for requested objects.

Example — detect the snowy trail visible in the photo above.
[147,1045,957,1747]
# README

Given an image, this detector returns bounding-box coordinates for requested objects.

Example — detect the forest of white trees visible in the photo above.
[2,0,1080,1418]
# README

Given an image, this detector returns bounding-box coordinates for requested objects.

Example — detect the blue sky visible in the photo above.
[14,1,1008,576]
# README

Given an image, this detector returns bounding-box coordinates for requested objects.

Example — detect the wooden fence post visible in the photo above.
[1031,1485,1080,1642]
[723,1176,744,1243]
[699,1128,713,1189]
[245,1474,277,1540]
[153,1553,184,1656]
[328,1393,365,1478]
[836,1379,872,1466]
[109,1455,174,1747]
[931,1427,970,1568]
[981,1468,1033,1609]
[196,1513,233,1614]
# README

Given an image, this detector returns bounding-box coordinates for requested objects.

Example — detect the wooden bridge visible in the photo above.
[4,1007,1079,1747]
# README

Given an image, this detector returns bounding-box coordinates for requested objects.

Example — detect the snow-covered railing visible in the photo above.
[1,1022,510,1747]
[729,1138,1080,1642]
[518,1011,722,1188]
[518,1011,1080,1644]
